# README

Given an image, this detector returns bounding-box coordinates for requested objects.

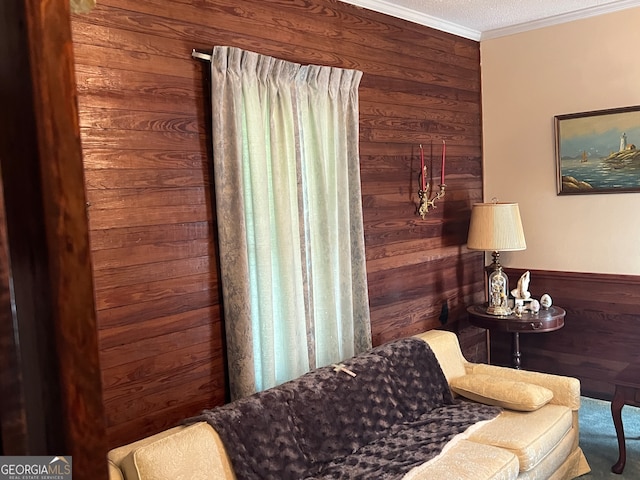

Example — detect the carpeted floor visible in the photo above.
[578,396,640,478]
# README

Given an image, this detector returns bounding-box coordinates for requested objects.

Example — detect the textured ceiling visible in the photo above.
[340,0,640,39]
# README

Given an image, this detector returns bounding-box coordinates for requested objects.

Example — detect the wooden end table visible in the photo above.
[611,363,640,474]
[467,304,565,369]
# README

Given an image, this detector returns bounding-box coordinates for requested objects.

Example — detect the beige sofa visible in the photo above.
[108,329,591,480]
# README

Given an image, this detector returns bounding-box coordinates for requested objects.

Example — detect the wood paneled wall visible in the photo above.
[490,269,640,400]
[71,0,484,448]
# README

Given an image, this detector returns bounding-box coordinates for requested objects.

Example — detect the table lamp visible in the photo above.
[467,202,526,315]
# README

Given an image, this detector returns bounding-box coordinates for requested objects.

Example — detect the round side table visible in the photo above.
[466,304,565,369]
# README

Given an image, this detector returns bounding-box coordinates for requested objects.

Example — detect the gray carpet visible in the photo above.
[578,396,640,479]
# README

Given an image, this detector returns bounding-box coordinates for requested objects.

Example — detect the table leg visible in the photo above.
[611,387,626,474]
[512,332,521,369]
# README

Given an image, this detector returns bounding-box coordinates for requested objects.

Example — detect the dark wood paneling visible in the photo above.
[488,269,640,400]
[71,0,484,448]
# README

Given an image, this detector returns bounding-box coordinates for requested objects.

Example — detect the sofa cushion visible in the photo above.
[467,404,573,472]
[402,439,519,480]
[450,374,553,411]
[516,425,577,480]
[469,363,581,410]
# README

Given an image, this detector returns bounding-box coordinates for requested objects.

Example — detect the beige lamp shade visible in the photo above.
[467,202,526,252]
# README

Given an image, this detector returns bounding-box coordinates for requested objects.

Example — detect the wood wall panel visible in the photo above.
[488,269,640,400]
[71,0,484,448]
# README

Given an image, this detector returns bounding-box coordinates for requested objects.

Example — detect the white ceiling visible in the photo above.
[340,0,640,40]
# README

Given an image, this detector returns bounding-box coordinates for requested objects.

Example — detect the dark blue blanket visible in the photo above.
[187,337,500,480]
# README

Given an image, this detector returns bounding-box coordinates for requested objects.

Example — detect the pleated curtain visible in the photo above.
[209,46,371,400]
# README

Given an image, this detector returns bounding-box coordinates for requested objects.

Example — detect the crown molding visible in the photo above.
[481,0,640,40]
[340,0,640,42]
[338,0,481,41]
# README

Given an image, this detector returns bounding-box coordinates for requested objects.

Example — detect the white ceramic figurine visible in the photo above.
[529,299,541,313]
[511,271,531,300]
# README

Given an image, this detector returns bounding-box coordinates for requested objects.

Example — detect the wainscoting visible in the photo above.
[488,269,640,399]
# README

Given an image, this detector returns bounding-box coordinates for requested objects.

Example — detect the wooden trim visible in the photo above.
[511,268,640,286]
[0,176,27,455]
[0,0,108,477]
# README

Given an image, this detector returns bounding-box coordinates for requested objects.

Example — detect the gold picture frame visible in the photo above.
[555,105,640,195]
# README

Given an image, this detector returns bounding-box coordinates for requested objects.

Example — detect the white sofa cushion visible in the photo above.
[470,363,581,411]
[450,374,554,411]
[403,439,519,480]
[516,426,576,480]
[467,404,573,472]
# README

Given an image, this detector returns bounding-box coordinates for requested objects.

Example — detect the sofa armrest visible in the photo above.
[414,330,469,382]
[107,422,236,480]
[468,363,581,410]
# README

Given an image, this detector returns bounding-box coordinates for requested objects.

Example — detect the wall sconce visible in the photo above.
[466,201,526,315]
[417,141,446,219]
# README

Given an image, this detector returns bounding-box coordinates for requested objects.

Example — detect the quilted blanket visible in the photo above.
[187,337,501,480]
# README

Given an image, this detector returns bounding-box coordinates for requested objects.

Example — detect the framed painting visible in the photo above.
[555,105,640,195]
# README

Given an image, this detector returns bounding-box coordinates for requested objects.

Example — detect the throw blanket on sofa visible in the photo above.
[187,337,501,480]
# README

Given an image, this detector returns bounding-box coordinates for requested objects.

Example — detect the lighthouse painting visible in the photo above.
[555,105,640,195]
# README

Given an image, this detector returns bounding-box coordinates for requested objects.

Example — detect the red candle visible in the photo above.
[441,140,446,185]
[420,144,426,191]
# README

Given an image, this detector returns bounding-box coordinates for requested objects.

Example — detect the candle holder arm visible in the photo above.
[418,183,446,219]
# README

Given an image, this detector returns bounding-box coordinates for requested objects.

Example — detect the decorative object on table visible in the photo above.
[540,293,553,309]
[511,270,531,300]
[416,141,446,219]
[555,105,640,195]
[513,302,524,318]
[529,299,541,313]
[466,201,527,316]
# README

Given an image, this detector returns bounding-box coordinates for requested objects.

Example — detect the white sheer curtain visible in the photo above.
[210,46,371,400]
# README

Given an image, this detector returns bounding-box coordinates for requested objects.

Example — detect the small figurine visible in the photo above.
[529,299,541,313]
[513,302,524,317]
[540,293,553,309]
[511,271,532,300]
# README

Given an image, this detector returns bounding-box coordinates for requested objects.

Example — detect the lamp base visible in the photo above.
[485,252,511,316]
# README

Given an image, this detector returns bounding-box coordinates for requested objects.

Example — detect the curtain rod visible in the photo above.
[192,49,212,62]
